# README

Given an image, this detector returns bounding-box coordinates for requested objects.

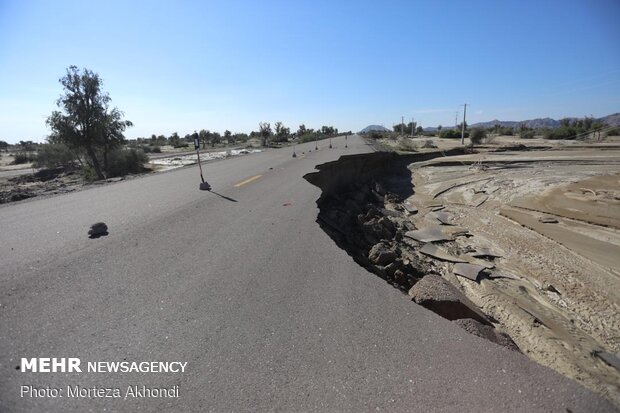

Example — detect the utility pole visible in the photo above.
[401,116,404,136]
[461,103,468,145]
[411,118,414,136]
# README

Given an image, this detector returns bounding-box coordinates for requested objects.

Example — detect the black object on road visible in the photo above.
[88,222,108,238]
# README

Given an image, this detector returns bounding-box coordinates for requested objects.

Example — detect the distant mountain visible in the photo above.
[470,118,560,129]
[465,112,620,130]
[359,125,390,133]
[600,113,620,126]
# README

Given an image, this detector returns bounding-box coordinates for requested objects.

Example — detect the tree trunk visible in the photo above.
[86,146,105,180]
[103,146,109,177]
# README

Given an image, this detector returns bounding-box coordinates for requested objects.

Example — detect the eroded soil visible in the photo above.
[410,149,620,405]
[306,143,620,407]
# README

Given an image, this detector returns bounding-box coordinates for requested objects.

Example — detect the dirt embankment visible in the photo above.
[305,147,620,407]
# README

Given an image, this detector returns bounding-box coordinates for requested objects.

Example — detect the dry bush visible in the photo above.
[397,138,417,152]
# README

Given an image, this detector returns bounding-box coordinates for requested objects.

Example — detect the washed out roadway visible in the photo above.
[0,136,615,412]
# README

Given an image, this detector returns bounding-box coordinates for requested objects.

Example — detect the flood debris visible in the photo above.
[305,149,620,405]
[408,274,490,325]
[419,243,466,263]
[469,247,502,259]
[432,211,454,225]
[308,147,620,407]
[453,263,486,281]
[403,202,418,214]
[486,271,520,280]
[594,351,620,372]
[304,151,521,352]
[453,318,519,351]
[405,227,453,243]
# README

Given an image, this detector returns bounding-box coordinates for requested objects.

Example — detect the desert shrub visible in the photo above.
[299,134,316,143]
[80,165,98,182]
[520,130,535,139]
[34,144,76,168]
[270,134,289,143]
[468,128,486,146]
[439,129,466,139]
[606,127,620,136]
[11,152,36,165]
[105,148,148,177]
[484,134,497,144]
[173,143,189,148]
[498,127,514,136]
[139,144,160,153]
[544,126,578,140]
[367,131,391,140]
[397,138,417,152]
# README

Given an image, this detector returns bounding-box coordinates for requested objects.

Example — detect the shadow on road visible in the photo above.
[208,190,238,203]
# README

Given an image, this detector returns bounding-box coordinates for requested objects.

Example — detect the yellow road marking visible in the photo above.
[234,174,262,187]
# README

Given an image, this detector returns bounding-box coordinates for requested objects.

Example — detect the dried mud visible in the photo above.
[306,145,620,407]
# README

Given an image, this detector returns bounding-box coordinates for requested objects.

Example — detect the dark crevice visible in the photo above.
[304,150,519,351]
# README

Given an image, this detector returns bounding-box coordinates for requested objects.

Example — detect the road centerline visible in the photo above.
[234,174,263,187]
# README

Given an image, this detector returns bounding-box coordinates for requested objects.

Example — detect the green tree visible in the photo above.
[19,140,37,151]
[273,122,290,142]
[47,66,132,180]
[297,124,307,136]
[393,123,406,134]
[234,133,249,142]
[209,132,221,147]
[100,107,133,174]
[169,132,181,147]
[259,122,272,146]
[440,129,464,139]
[198,130,208,149]
[0,140,9,151]
[320,126,336,136]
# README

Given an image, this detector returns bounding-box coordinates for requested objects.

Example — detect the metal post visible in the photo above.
[461,104,468,145]
[195,137,211,190]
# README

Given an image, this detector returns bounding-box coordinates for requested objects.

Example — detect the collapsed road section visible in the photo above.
[304,147,620,407]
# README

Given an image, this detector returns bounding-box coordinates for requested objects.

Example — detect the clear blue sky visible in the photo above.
[1,0,619,143]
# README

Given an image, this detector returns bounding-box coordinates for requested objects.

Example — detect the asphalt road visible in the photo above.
[0,135,615,412]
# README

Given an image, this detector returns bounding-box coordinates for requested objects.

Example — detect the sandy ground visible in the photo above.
[403,141,620,405]
[0,149,263,204]
[149,148,262,171]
